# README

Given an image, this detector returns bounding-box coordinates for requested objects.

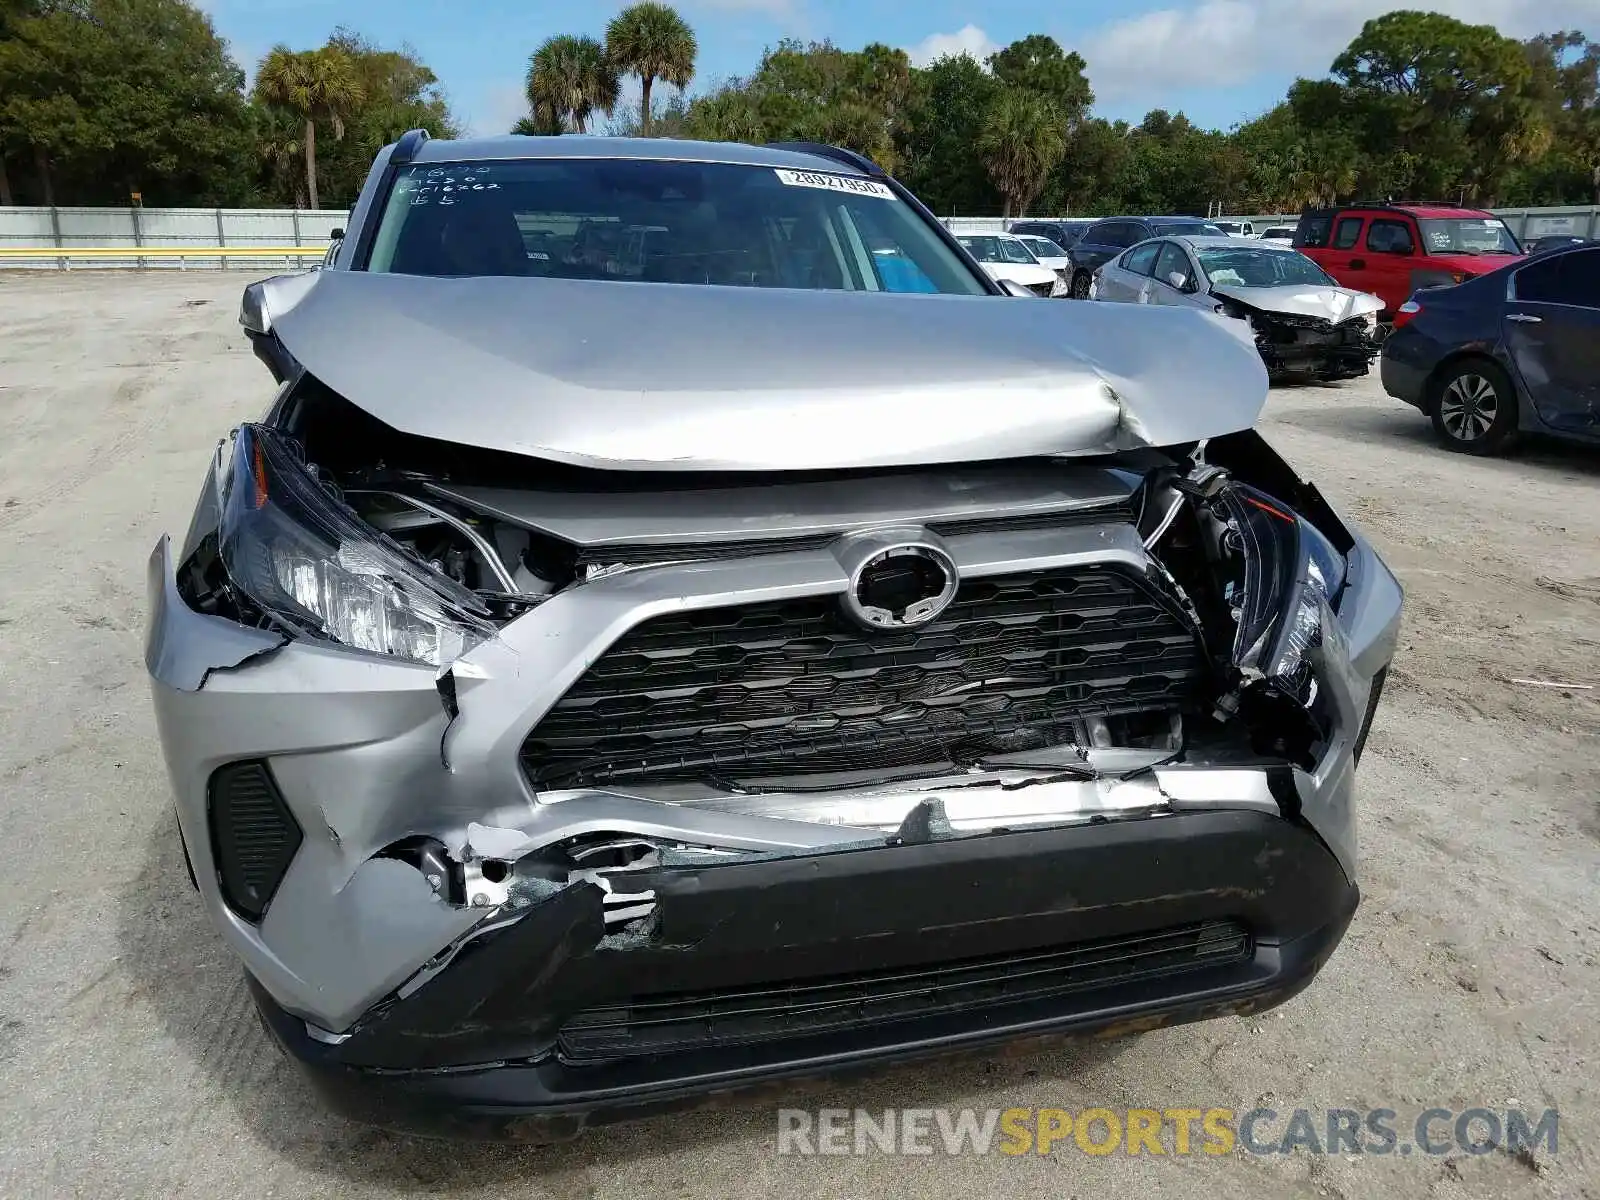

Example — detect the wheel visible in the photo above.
[1430,359,1519,455]
[1070,270,1092,299]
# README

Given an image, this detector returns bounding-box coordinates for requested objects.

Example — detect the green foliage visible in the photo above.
[987,35,1092,126]
[0,3,1593,213]
[605,2,696,136]
[895,53,1001,215]
[976,89,1066,216]
[0,0,255,205]
[526,34,618,135]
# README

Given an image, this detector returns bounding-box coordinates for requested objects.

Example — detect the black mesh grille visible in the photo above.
[558,920,1251,1061]
[208,761,302,922]
[521,564,1204,788]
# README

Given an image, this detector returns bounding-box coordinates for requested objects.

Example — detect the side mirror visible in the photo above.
[997,279,1038,298]
[329,227,345,241]
[240,281,271,335]
[1167,270,1191,291]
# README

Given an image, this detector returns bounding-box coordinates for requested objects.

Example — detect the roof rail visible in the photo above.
[391,128,431,166]
[765,141,886,177]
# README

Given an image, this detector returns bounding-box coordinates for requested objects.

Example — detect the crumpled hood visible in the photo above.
[261,271,1268,471]
[1210,283,1384,323]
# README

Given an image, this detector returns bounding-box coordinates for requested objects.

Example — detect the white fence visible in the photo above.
[0,207,349,269]
[0,202,1594,270]
[945,205,1600,241]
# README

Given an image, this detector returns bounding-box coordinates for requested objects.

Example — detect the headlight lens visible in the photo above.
[215,424,495,667]
[1211,483,1346,703]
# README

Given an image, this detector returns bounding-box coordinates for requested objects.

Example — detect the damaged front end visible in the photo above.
[1216,297,1383,381]
[147,394,1400,1136]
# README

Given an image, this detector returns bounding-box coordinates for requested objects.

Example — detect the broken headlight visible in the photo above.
[215,424,495,667]
[1210,482,1346,704]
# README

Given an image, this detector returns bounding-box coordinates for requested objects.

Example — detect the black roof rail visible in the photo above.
[391,128,431,166]
[765,141,886,177]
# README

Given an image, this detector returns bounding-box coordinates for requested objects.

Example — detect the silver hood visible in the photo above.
[261,271,1268,471]
[1210,282,1384,323]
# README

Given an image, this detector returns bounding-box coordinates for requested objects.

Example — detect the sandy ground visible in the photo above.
[0,271,1596,1199]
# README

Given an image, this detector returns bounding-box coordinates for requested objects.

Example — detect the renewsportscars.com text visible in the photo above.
[776,1106,1559,1158]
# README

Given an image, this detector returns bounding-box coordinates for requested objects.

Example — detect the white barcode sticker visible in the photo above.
[774,168,895,199]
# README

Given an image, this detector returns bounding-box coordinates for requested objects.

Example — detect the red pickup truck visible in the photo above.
[1293,202,1523,320]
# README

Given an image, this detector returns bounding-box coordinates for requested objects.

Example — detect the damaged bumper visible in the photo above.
[253,810,1357,1140]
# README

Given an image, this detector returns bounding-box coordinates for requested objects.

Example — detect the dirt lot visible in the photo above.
[0,271,1596,1199]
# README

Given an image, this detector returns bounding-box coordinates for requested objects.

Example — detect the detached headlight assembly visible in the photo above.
[214,424,495,667]
[1208,482,1347,706]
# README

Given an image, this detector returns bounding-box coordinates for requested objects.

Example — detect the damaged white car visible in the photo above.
[145,133,1402,1140]
[1092,236,1385,380]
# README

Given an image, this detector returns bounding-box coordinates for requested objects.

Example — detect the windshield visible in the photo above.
[1418,217,1521,256]
[1262,228,1295,239]
[1020,236,1066,258]
[364,158,987,294]
[958,235,1039,264]
[1154,221,1227,238]
[1196,247,1335,288]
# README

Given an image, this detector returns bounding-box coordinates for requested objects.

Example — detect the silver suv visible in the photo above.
[146,132,1402,1139]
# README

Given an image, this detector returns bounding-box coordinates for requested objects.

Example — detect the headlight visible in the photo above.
[1209,482,1346,704]
[214,424,495,667]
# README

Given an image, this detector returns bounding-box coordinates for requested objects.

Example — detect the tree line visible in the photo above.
[0,0,1594,215]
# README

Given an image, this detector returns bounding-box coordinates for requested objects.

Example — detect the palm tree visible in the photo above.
[976,90,1066,217]
[255,46,363,210]
[605,3,697,137]
[526,35,618,135]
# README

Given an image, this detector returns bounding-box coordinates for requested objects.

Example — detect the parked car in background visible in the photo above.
[1092,236,1382,381]
[148,130,1402,1139]
[1381,243,1599,455]
[957,232,1067,296]
[1526,234,1590,256]
[1008,218,1095,251]
[1066,216,1228,298]
[1013,233,1072,279]
[1213,220,1256,238]
[1257,226,1297,248]
[1294,202,1523,321]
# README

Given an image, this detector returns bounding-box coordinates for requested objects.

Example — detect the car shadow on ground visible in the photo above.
[119,807,1131,1188]
[1276,396,1600,478]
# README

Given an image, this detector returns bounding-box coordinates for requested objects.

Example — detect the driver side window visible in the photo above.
[1153,242,1193,290]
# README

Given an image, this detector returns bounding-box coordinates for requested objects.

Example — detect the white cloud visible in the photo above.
[1079,0,1598,106]
[905,24,1000,69]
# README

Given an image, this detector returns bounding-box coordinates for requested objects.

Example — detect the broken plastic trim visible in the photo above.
[214,424,498,668]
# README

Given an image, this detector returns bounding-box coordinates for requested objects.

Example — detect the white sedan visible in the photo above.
[957,233,1068,297]
[1013,233,1072,279]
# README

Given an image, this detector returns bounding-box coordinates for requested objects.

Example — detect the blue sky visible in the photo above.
[202,0,1590,138]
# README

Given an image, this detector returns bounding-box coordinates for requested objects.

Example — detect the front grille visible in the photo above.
[1027,280,1055,297]
[521,564,1204,788]
[208,761,302,922]
[558,920,1251,1062]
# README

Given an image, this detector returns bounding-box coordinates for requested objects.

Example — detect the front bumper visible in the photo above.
[252,808,1358,1140]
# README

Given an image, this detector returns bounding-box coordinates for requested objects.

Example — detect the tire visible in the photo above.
[1070,270,1092,299]
[1429,359,1519,455]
